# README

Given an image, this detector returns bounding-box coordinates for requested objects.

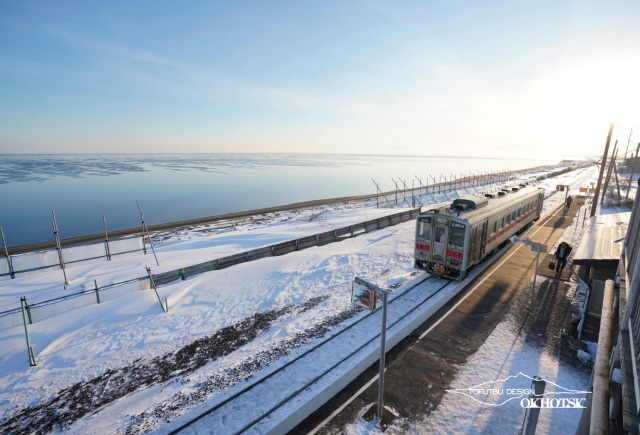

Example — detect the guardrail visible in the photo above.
[151,208,420,286]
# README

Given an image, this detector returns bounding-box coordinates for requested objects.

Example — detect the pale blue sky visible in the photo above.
[1,1,639,158]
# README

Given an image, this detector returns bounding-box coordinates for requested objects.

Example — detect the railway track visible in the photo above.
[167,275,455,434]
[166,188,584,433]
[300,190,586,433]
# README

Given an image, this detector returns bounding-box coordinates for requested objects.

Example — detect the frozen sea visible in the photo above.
[0,153,560,246]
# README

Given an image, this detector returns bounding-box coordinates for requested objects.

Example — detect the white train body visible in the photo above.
[414,185,545,280]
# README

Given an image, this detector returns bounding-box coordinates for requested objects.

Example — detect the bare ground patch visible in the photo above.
[0,295,333,434]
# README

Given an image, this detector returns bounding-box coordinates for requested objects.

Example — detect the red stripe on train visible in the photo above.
[416,243,430,251]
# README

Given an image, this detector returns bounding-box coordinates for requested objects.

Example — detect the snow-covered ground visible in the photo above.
[0,163,630,433]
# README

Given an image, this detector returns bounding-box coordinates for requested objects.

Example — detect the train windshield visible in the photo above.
[417,217,432,240]
[448,222,465,250]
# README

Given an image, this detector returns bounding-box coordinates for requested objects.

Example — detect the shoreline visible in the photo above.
[5,164,570,255]
[6,192,378,255]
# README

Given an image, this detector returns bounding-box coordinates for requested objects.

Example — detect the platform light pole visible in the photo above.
[351,277,395,428]
[592,124,614,217]
[556,184,570,215]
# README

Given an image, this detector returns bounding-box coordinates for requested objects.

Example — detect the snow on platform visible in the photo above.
[572,212,630,265]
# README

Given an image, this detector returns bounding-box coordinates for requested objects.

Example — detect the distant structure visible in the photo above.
[611,189,640,433]
[574,178,640,433]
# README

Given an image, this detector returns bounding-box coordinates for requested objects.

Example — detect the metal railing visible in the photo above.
[151,208,420,286]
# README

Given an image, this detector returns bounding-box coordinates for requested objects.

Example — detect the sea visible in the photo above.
[0,153,564,247]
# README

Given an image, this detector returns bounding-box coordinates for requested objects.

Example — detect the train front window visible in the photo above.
[449,222,465,249]
[417,217,432,240]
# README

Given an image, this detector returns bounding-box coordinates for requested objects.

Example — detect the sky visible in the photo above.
[1,0,639,158]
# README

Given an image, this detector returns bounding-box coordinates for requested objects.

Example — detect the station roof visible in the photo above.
[572,212,630,265]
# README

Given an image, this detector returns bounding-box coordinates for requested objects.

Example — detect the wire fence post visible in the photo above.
[391,178,406,206]
[138,202,148,255]
[94,279,101,304]
[20,296,37,367]
[146,267,168,312]
[391,178,399,206]
[371,179,392,208]
[52,210,70,286]
[398,177,412,206]
[103,216,112,261]
[415,176,424,197]
[371,179,380,208]
[137,201,160,266]
[1,226,15,279]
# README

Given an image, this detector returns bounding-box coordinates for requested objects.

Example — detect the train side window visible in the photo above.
[449,222,465,249]
[501,217,505,229]
[493,222,497,234]
[417,217,432,240]
[512,211,516,221]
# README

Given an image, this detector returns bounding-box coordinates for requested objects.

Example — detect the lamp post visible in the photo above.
[352,277,395,428]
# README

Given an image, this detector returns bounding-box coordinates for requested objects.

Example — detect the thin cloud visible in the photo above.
[50,27,173,66]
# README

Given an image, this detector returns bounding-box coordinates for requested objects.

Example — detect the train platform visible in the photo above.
[301,198,589,433]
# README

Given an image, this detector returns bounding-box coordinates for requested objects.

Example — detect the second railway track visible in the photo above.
[167,274,459,434]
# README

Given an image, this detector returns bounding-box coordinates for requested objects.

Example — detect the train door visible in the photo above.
[470,228,477,262]
[479,219,488,257]
[432,224,448,262]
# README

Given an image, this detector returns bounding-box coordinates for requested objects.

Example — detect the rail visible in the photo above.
[169,276,452,434]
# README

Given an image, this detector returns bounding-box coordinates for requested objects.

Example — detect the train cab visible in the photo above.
[414,186,544,280]
[415,213,469,279]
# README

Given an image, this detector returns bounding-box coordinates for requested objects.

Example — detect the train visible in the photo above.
[414,184,545,280]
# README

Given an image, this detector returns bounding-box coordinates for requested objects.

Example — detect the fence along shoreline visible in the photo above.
[0,208,421,329]
[5,166,554,255]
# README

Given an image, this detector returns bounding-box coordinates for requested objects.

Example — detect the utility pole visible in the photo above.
[601,146,618,205]
[591,124,614,217]
[623,127,633,169]
[625,142,640,202]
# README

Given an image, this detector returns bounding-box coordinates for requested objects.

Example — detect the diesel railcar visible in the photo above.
[414,185,545,280]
